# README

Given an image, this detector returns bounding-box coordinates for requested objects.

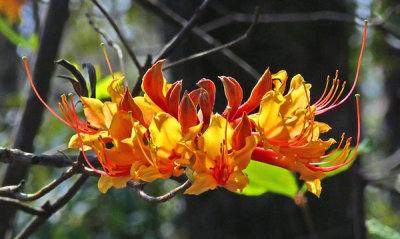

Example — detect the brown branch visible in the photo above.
[128,180,192,203]
[0,147,99,168]
[153,0,213,63]
[0,167,75,201]
[16,175,89,239]
[0,197,45,216]
[86,12,126,76]
[133,0,260,81]
[163,7,259,70]
[90,0,142,73]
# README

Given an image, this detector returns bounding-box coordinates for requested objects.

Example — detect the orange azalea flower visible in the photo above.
[0,0,28,23]
[185,113,257,195]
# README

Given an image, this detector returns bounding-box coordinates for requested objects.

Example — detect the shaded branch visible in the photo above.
[85,12,126,76]
[16,175,89,239]
[0,147,99,168]
[153,0,213,63]
[128,180,192,203]
[0,167,75,201]
[0,197,45,216]
[163,7,259,70]
[90,0,142,73]
[133,0,260,82]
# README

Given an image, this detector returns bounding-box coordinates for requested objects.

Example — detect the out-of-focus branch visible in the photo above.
[133,0,260,82]
[0,167,75,201]
[86,12,126,76]
[153,0,213,63]
[90,0,142,73]
[0,197,45,216]
[128,180,192,203]
[0,147,99,168]
[16,175,89,239]
[163,7,259,70]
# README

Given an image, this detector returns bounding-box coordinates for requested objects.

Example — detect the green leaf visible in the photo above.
[367,218,400,239]
[96,72,123,100]
[0,18,38,50]
[239,160,298,198]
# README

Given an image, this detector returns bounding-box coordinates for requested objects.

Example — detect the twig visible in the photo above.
[0,197,45,216]
[153,0,213,63]
[0,147,99,168]
[163,7,259,70]
[129,180,192,203]
[85,12,126,76]
[0,167,75,201]
[90,0,142,73]
[16,175,89,239]
[133,0,260,81]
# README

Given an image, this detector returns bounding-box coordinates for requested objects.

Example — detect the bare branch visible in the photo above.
[163,7,259,70]
[90,0,142,72]
[86,12,126,76]
[133,0,260,81]
[0,147,99,168]
[128,180,192,203]
[0,167,75,201]
[0,197,45,216]
[153,0,213,63]
[16,175,89,239]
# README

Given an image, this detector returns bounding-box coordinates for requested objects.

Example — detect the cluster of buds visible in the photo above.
[24,22,367,197]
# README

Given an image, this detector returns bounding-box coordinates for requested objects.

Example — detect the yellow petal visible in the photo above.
[81,97,106,129]
[305,179,322,198]
[232,135,257,170]
[224,171,249,193]
[133,96,163,125]
[258,91,285,137]
[184,173,218,195]
[103,102,118,128]
[107,77,125,103]
[98,175,130,193]
[272,70,288,94]
[281,74,311,117]
[109,111,133,141]
[198,114,233,161]
[149,112,182,151]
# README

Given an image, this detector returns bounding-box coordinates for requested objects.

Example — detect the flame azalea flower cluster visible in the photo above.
[25,23,367,198]
[0,0,29,23]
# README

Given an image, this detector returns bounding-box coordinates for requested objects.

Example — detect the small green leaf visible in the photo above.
[96,72,123,100]
[367,218,400,239]
[239,160,298,198]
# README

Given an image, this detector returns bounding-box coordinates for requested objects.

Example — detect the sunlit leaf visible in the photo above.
[239,160,298,198]
[96,72,123,100]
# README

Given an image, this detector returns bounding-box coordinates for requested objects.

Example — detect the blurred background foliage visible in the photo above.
[1,0,400,238]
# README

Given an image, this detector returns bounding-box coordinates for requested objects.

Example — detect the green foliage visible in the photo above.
[240,160,298,198]
[96,72,123,100]
[0,18,37,49]
[367,218,400,239]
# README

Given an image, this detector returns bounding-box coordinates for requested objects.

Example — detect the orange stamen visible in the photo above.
[101,43,114,79]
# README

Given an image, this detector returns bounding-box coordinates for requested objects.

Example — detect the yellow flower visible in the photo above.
[185,113,257,195]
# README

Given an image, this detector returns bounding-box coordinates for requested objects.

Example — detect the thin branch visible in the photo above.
[133,0,260,81]
[128,180,192,203]
[153,0,213,63]
[86,12,126,76]
[0,197,45,216]
[163,7,259,70]
[16,175,89,239]
[0,167,75,201]
[90,0,142,73]
[0,147,99,168]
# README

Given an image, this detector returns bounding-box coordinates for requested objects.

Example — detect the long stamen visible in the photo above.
[101,42,114,79]
[24,57,74,127]
[302,133,345,161]
[308,94,361,172]
[315,21,367,115]
[313,76,330,106]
